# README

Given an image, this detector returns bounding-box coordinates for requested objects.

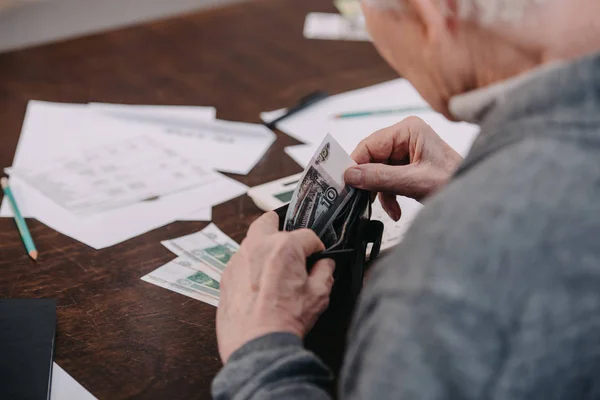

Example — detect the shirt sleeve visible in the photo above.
[211,332,333,400]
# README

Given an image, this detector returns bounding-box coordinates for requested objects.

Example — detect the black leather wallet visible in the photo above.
[275,189,384,376]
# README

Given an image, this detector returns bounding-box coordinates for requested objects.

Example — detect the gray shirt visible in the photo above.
[212,52,600,399]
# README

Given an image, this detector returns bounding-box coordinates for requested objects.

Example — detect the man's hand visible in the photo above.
[344,116,463,221]
[216,212,335,364]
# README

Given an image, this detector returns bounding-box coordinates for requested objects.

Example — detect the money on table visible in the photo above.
[141,255,221,307]
[142,223,240,307]
[161,223,239,280]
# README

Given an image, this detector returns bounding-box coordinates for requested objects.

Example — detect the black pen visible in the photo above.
[265,91,329,129]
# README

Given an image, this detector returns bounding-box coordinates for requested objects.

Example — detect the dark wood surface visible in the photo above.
[0,1,396,398]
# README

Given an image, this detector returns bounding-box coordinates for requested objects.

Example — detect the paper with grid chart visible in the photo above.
[7,135,219,217]
[0,101,248,249]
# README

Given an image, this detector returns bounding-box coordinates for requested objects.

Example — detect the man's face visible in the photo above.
[362,3,467,119]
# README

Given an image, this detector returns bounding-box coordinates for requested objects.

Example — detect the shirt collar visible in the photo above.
[449,61,567,124]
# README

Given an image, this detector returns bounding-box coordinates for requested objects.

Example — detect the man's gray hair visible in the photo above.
[362,0,548,24]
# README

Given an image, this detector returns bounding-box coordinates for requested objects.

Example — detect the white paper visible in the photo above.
[51,363,97,400]
[178,207,212,222]
[260,79,479,158]
[0,101,248,249]
[284,145,316,168]
[8,135,220,217]
[304,12,371,41]
[261,108,288,123]
[89,102,216,126]
[371,196,422,252]
[89,107,276,175]
[149,119,276,175]
[1,173,246,249]
[248,173,302,211]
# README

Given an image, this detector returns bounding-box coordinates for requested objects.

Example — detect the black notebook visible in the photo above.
[0,299,57,400]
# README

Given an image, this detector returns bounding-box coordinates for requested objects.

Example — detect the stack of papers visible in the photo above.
[142,223,239,306]
[261,78,479,165]
[1,101,275,249]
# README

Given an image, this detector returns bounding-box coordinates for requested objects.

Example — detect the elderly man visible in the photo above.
[213,0,600,398]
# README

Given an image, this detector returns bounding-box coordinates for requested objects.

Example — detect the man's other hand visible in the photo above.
[344,116,463,221]
[216,212,335,363]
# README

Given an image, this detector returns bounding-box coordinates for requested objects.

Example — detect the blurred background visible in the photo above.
[0,0,245,52]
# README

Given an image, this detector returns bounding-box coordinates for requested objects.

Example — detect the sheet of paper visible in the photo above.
[0,101,248,249]
[149,119,276,175]
[261,79,479,158]
[248,173,302,211]
[88,103,216,126]
[51,363,97,400]
[260,109,288,123]
[89,103,225,222]
[304,12,370,41]
[178,207,212,222]
[371,196,422,252]
[141,255,220,307]
[8,135,220,217]
[284,145,316,169]
[89,106,276,175]
[1,172,246,250]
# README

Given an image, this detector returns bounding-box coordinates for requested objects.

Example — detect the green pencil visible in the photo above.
[334,106,432,119]
[1,177,38,261]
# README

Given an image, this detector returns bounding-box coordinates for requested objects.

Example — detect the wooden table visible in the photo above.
[0,0,396,398]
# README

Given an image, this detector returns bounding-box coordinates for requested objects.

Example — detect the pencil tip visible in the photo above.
[1,177,7,189]
[29,250,38,261]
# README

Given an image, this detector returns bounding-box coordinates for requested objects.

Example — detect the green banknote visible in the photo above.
[162,224,240,275]
[142,256,220,305]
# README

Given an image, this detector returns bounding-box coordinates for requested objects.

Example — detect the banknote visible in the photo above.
[334,0,362,18]
[161,224,240,281]
[141,255,220,307]
[200,223,240,253]
[284,134,357,238]
[162,229,236,277]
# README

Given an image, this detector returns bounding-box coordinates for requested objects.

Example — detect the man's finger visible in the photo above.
[350,116,429,165]
[351,124,409,165]
[247,211,279,237]
[308,258,335,298]
[378,192,401,222]
[345,163,435,200]
[288,229,326,257]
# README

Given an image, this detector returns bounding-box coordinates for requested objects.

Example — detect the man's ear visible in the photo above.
[403,0,449,39]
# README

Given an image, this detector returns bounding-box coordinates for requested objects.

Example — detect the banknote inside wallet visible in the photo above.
[275,189,383,294]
